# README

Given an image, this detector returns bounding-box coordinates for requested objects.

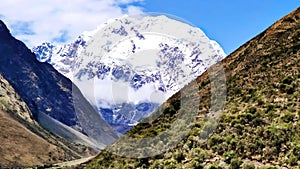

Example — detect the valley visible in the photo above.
[0,4,299,169]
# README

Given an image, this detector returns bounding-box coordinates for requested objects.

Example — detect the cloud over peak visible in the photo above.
[0,0,144,47]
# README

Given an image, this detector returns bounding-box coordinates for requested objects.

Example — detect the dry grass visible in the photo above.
[0,109,63,168]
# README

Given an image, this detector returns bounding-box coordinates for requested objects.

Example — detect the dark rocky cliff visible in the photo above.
[0,20,119,146]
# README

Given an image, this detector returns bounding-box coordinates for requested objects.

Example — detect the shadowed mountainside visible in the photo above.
[0,20,119,147]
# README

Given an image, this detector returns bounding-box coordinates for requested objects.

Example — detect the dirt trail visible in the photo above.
[49,156,96,168]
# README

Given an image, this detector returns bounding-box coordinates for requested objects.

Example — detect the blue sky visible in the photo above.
[0,0,299,54]
[140,0,300,54]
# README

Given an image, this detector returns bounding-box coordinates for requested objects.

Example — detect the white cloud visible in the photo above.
[114,0,144,4]
[0,0,144,47]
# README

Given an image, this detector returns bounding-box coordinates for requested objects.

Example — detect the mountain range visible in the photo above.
[0,14,225,167]
[0,13,226,168]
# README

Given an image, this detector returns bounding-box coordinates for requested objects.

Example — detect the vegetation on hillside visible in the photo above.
[84,7,300,169]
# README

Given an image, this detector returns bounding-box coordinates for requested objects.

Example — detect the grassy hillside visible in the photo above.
[84,7,300,169]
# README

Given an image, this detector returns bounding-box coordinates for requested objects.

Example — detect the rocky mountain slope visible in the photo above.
[0,20,119,148]
[84,7,300,169]
[0,73,92,168]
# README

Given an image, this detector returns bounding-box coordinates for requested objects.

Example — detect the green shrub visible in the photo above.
[243,163,255,169]
[171,99,181,111]
[288,154,298,166]
[248,107,257,114]
[292,144,300,157]
[163,106,176,116]
[229,158,242,169]
[225,135,233,143]
[150,160,163,169]
[224,150,237,163]
[257,97,264,105]
[281,111,294,123]
[279,83,295,94]
[285,85,295,94]
[206,164,223,169]
[173,150,185,163]
[164,158,178,169]
[231,118,241,126]
[258,165,278,169]
[190,158,204,169]
[282,75,294,85]
[265,104,274,113]
[208,135,224,147]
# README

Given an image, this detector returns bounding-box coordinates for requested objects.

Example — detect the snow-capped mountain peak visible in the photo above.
[33,14,227,133]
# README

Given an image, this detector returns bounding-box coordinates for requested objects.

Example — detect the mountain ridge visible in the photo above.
[0,20,119,148]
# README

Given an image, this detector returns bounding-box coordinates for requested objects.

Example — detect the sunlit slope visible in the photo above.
[85,7,300,169]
